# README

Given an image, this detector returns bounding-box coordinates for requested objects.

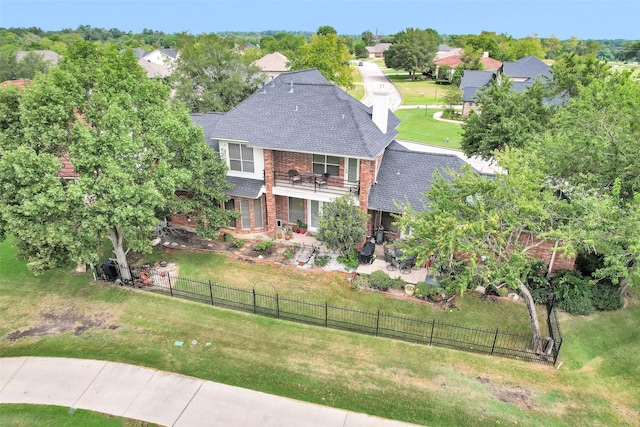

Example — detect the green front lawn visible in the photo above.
[395,109,463,148]
[2,238,639,426]
[0,404,157,426]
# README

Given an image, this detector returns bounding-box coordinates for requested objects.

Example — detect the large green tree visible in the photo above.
[549,53,611,99]
[288,28,353,89]
[538,69,640,295]
[460,78,554,159]
[0,41,234,276]
[170,33,261,113]
[397,149,579,351]
[384,28,441,79]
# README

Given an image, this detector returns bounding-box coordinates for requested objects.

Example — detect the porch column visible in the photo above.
[264,149,277,236]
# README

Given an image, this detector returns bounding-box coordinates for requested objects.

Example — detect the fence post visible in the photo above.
[554,338,562,365]
[429,319,435,346]
[252,288,257,314]
[209,280,214,305]
[168,272,173,297]
[276,293,280,319]
[375,310,380,336]
[325,302,328,327]
[491,328,499,355]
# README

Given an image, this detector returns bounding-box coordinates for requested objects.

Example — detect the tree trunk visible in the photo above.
[107,226,131,281]
[518,279,543,353]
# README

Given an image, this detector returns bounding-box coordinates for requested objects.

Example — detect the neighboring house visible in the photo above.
[460,70,495,116]
[434,52,502,79]
[435,44,463,61]
[0,79,30,89]
[16,50,61,65]
[366,43,392,59]
[253,52,290,80]
[460,55,555,116]
[131,48,178,78]
[183,68,474,243]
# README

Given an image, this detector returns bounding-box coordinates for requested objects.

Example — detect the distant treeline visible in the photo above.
[1,25,638,62]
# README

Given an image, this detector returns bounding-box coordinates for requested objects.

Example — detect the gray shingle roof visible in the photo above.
[460,70,494,89]
[460,70,495,102]
[190,112,225,151]
[225,176,264,198]
[501,56,551,80]
[368,145,470,213]
[210,69,398,160]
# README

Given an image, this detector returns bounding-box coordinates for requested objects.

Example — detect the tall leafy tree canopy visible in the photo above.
[460,78,554,159]
[289,28,353,89]
[384,28,441,79]
[0,41,233,275]
[397,149,580,349]
[171,33,262,113]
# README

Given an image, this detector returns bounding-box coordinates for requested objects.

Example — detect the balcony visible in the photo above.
[273,170,360,197]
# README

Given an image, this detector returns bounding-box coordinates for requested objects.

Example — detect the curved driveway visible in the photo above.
[1,356,421,427]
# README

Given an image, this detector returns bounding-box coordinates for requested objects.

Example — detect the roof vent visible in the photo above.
[288,80,294,93]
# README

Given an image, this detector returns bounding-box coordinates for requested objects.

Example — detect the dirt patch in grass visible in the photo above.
[6,304,119,341]
[494,384,534,409]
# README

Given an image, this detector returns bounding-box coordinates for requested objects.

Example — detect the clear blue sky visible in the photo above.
[1,0,638,40]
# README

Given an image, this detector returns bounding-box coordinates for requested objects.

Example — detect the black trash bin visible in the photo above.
[359,241,376,264]
[100,260,119,281]
[375,226,384,244]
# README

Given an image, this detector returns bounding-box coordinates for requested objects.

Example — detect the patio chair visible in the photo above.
[288,169,302,185]
[315,173,329,189]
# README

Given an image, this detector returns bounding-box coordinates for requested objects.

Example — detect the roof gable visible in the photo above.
[209,69,398,159]
[254,52,290,72]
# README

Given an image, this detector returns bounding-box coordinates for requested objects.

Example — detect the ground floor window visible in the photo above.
[254,197,263,228]
[240,199,251,229]
[288,197,305,226]
[310,200,323,229]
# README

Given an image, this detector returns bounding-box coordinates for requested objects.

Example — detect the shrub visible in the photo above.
[337,249,359,270]
[527,274,553,305]
[551,270,593,315]
[234,239,245,248]
[415,283,445,300]
[254,240,273,251]
[591,280,623,311]
[283,249,293,260]
[369,270,393,291]
[314,254,330,267]
[390,277,406,290]
[224,233,235,242]
[496,286,508,297]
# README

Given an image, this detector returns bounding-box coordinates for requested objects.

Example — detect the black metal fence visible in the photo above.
[97,261,562,365]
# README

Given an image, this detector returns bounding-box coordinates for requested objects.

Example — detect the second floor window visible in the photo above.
[229,143,254,173]
[312,154,339,176]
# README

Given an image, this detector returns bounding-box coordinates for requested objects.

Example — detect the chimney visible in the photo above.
[372,91,389,133]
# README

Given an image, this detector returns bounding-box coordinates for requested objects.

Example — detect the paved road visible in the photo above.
[357,61,402,111]
[1,356,422,427]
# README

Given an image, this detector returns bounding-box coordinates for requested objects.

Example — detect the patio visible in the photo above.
[355,242,427,285]
[224,228,428,285]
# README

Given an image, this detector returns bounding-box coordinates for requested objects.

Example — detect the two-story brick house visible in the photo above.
[184,68,473,240]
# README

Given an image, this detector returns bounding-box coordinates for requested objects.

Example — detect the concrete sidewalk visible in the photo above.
[1,356,421,427]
